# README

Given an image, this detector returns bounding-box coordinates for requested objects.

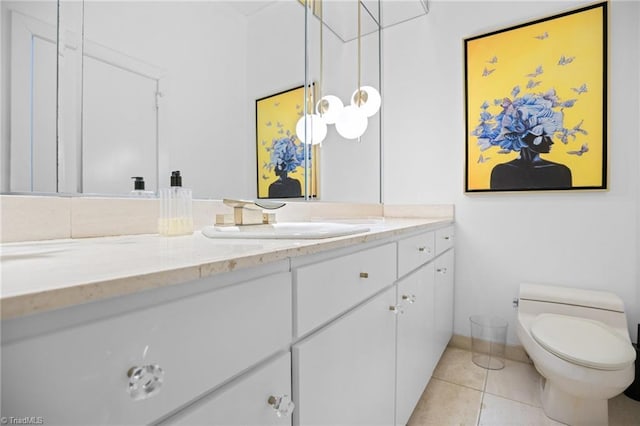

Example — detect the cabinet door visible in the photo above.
[1,272,292,425]
[161,352,292,425]
[396,263,435,426]
[434,249,455,361]
[293,287,396,426]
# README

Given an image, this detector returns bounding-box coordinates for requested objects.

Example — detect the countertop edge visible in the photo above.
[1,218,453,320]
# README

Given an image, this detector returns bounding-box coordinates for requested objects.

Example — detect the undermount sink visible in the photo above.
[201,222,370,240]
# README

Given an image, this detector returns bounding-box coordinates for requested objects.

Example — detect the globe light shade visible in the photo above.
[315,95,344,124]
[351,86,381,117]
[335,105,368,139]
[296,113,327,145]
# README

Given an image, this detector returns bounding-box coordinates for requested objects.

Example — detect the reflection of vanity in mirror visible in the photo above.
[1,0,426,202]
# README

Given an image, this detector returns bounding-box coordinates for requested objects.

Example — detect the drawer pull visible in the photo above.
[268,394,295,417]
[402,294,416,304]
[443,235,453,241]
[127,364,164,401]
[418,246,431,253]
[359,272,369,279]
[389,305,404,315]
[437,267,448,274]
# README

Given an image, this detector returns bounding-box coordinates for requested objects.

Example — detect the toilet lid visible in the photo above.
[530,314,636,371]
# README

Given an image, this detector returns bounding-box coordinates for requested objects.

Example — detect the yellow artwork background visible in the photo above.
[256,86,318,198]
[465,5,605,191]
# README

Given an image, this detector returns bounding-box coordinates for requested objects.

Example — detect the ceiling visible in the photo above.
[224,0,429,42]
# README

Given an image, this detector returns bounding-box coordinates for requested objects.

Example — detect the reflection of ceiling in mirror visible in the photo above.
[225,0,429,42]
[222,0,278,16]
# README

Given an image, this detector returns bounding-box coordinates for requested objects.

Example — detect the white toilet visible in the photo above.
[516,283,636,426]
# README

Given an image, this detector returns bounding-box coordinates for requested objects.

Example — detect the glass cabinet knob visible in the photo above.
[268,394,295,417]
[402,294,417,304]
[389,305,404,315]
[127,364,164,401]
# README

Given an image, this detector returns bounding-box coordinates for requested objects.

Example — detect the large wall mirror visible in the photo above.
[1,0,385,202]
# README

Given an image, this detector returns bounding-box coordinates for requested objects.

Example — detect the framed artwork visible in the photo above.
[256,85,319,199]
[464,2,607,192]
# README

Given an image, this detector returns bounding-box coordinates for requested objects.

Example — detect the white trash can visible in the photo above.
[469,315,508,370]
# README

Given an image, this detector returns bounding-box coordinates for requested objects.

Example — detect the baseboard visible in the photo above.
[448,334,532,364]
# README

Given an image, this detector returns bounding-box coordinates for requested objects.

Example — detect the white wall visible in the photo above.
[383,0,640,344]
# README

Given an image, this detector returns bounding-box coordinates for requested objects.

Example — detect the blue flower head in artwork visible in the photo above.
[269,136,306,174]
[474,88,574,152]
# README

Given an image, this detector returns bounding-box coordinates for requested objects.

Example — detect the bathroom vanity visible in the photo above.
[1,218,454,425]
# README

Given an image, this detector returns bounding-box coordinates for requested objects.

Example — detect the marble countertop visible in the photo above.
[0,217,452,319]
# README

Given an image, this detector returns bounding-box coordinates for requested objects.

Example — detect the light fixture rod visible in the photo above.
[357,0,361,105]
[319,0,323,102]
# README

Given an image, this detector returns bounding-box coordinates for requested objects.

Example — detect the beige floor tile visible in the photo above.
[485,359,542,407]
[408,378,483,426]
[433,347,488,391]
[479,393,566,426]
[609,393,640,426]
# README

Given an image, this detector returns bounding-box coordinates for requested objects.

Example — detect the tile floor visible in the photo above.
[408,347,640,426]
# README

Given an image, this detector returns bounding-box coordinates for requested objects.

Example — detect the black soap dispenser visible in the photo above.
[130,177,154,197]
[158,171,193,236]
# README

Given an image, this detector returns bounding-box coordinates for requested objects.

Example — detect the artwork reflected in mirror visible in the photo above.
[255,85,319,199]
[464,2,607,193]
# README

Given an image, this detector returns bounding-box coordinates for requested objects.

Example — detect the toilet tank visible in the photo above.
[518,283,630,335]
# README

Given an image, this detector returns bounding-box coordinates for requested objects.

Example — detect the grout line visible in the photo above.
[482,390,543,409]
[477,365,488,426]
[477,391,484,426]
[431,376,486,393]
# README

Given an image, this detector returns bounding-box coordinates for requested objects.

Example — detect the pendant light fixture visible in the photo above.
[349,1,381,118]
[296,0,327,145]
[315,2,343,126]
[335,0,370,140]
[295,111,327,145]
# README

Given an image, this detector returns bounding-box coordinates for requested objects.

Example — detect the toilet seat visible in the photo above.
[531,313,636,371]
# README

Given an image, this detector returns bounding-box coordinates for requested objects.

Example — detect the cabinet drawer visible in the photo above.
[398,231,435,277]
[435,225,455,255]
[1,272,292,425]
[294,243,396,337]
[162,352,292,425]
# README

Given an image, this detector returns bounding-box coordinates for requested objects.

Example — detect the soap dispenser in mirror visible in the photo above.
[130,177,155,198]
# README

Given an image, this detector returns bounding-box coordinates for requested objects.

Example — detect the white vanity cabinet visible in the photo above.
[292,286,397,426]
[395,226,455,426]
[1,220,455,426]
[291,226,454,426]
[291,243,398,425]
[395,262,436,426]
[1,270,293,425]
